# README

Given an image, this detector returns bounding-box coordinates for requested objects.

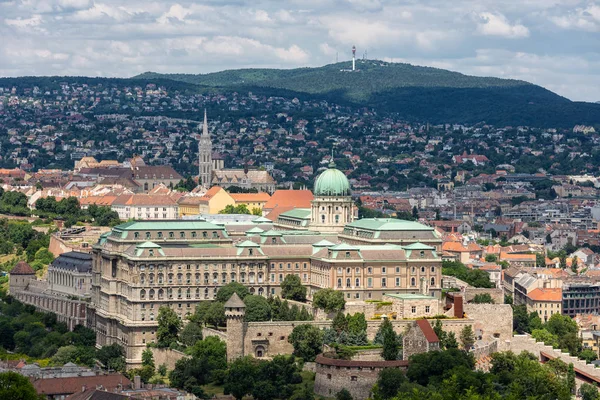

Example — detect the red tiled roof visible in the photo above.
[230,193,271,202]
[263,190,313,210]
[416,319,440,343]
[528,288,562,302]
[10,261,35,275]
[32,374,131,396]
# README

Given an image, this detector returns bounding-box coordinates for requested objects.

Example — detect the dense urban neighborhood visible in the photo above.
[2,76,600,400]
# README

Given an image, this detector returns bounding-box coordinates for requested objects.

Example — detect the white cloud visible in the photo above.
[5,14,43,27]
[549,4,600,31]
[156,4,192,24]
[476,12,530,38]
[0,0,598,101]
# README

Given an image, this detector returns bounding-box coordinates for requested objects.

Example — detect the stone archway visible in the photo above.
[255,345,265,358]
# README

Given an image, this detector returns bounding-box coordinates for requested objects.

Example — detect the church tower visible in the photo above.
[198,109,213,188]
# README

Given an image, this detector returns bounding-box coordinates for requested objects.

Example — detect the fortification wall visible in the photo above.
[240,318,474,358]
[313,356,407,400]
[463,288,504,304]
[203,327,227,341]
[463,304,513,351]
[149,348,188,371]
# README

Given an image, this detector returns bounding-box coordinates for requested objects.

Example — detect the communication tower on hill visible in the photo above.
[352,45,356,71]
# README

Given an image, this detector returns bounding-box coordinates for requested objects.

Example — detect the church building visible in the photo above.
[198,111,276,193]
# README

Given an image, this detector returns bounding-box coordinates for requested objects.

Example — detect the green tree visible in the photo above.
[432,319,448,350]
[471,293,494,304]
[347,313,367,335]
[179,321,203,347]
[0,371,40,400]
[97,343,126,372]
[581,383,600,400]
[485,254,497,262]
[531,328,559,348]
[280,274,307,302]
[380,319,398,361]
[205,302,226,328]
[313,288,345,313]
[156,306,182,348]
[460,325,475,350]
[157,364,167,376]
[536,253,546,268]
[335,389,353,400]
[224,356,257,400]
[580,349,598,363]
[372,367,407,400]
[141,348,155,369]
[288,324,324,362]
[244,295,271,322]
[216,282,250,303]
[567,363,576,394]
[332,311,348,333]
[51,345,79,366]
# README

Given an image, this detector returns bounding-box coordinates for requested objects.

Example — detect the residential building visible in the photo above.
[526,287,562,322]
[111,194,179,220]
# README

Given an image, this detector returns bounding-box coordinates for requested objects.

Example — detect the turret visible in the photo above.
[225,293,246,361]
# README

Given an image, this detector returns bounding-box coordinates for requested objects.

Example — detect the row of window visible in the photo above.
[337,266,437,275]
[133,231,221,239]
[336,276,436,288]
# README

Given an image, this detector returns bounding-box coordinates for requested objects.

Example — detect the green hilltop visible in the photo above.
[135,60,600,128]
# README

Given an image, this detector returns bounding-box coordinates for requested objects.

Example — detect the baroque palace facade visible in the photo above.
[89,163,443,365]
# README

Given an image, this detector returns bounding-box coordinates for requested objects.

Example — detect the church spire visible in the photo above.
[199,109,213,189]
[202,109,209,137]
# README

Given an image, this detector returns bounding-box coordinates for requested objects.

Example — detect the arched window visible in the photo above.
[355,278,360,287]
[346,278,351,288]
[337,278,342,288]
[158,289,164,299]
[195,288,200,298]
[411,277,416,286]
[177,288,182,299]
[186,273,191,284]
[149,289,155,300]
[149,274,154,284]
[140,274,146,284]
[231,272,236,282]
[431,277,435,286]
[140,289,146,299]
[158,273,163,284]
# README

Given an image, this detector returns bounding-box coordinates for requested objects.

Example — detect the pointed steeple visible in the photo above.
[202,109,209,137]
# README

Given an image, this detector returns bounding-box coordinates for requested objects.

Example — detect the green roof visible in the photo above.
[329,243,358,251]
[402,242,435,250]
[345,218,433,231]
[261,230,283,237]
[314,165,351,196]
[279,208,312,219]
[236,240,261,248]
[114,220,225,231]
[189,243,222,248]
[246,227,265,234]
[136,241,162,249]
[312,239,335,247]
[384,293,436,300]
[252,217,272,223]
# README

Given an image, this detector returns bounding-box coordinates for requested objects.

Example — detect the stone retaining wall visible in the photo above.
[149,348,188,371]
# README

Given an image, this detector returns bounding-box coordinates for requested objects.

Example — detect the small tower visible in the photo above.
[225,293,246,362]
[198,109,213,189]
[9,261,35,295]
[352,45,356,71]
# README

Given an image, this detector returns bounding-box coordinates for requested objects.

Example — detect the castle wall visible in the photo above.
[313,356,407,400]
[463,304,513,351]
[149,348,188,371]
[237,319,474,359]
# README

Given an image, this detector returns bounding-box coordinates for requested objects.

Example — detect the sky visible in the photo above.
[1,0,599,102]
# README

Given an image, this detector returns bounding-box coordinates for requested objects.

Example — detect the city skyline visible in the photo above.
[0,0,599,102]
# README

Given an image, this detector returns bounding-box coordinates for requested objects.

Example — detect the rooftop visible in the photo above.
[345,218,434,232]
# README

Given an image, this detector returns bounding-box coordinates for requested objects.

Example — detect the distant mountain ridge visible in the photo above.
[135,60,600,128]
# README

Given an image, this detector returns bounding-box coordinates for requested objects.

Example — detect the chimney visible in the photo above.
[134,375,141,390]
[454,295,464,319]
[82,385,87,393]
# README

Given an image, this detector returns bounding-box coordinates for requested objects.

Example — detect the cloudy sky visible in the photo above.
[1,0,599,101]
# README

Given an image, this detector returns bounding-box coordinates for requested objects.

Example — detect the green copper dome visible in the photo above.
[314,162,351,196]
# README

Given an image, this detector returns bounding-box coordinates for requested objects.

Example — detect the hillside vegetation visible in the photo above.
[135,60,600,127]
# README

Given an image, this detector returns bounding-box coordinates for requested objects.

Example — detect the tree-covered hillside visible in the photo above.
[135,60,600,127]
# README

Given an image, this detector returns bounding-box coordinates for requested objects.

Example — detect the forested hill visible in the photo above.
[135,60,600,128]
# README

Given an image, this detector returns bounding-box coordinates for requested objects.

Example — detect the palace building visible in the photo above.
[90,163,443,366]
